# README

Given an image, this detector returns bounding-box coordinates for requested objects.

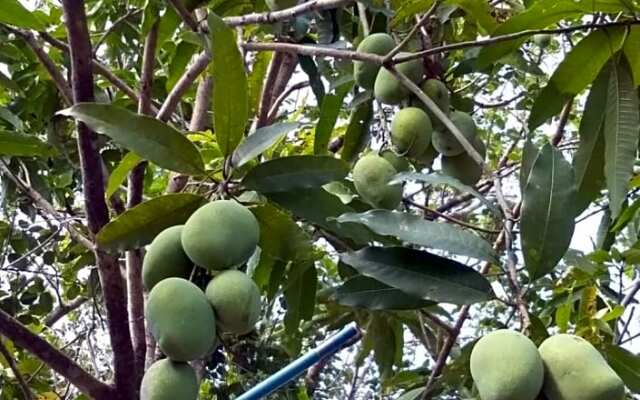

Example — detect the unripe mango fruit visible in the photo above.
[206,270,262,335]
[352,154,403,210]
[431,110,478,156]
[140,359,198,400]
[419,79,450,127]
[470,329,544,400]
[374,54,423,105]
[391,107,433,158]
[380,149,410,173]
[539,334,625,400]
[265,0,298,11]
[142,225,193,291]
[182,200,259,270]
[145,278,216,362]
[441,137,485,185]
[412,144,439,168]
[354,33,396,90]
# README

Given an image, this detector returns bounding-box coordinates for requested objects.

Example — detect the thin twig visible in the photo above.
[383,1,439,63]
[267,81,309,122]
[404,198,501,234]
[93,9,143,53]
[357,2,370,36]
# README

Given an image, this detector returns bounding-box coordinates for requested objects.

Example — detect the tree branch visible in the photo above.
[45,296,88,327]
[61,1,135,398]
[383,0,439,63]
[0,338,35,400]
[226,0,354,26]
[0,309,112,399]
[257,51,286,128]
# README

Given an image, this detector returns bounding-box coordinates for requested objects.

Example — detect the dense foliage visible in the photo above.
[0,0,639,399]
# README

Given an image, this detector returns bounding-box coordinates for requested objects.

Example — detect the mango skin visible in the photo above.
[412,144,439,169]
[539,334,625,400]
[441,137,485,185]
[374,54,423,105]
[142,225,193,292]
[391,107,433,158]
[265,0,298,11]
[352,154,403,210]
[380,149,410,173]
[419,79,450,128]
[470,329,544,400]
[354,34,396,90]
[145,278,216,362]
[181,200,259,270]
[205,270,262,335]
[140,359,198,400]
[431,111,478,156]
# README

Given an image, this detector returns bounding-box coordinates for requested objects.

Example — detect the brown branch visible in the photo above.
[61,2,135,398]
[0,338,35,400]
[45,296,88,327]
[552,98,574,146]
[0,309,112,399]
[257,51,286,128]
[156,51,211,122]
[190,75,213,131]
[267,81,309,122]
[404,198,501,234]
[225,0,354,26]
[168,0,199,31]
[243,41,382,63]
[265,53,299,125]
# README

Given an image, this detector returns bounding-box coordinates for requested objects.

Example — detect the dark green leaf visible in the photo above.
[604,55,640,218]
[446,0,498,33]
[392,172,500,216]
[251,203,314,262]
[284,263,317,334]
[335,275,435,310]
[106,152,143,199]
[0,132,55,157]
[623,26,640,86]
[574,65,610,214]
[336,210,498,262]
[96,194,207,252]
[243,155,349,193]
[340,246,495,305]
[315,84,351,155]
[606,345,640,393]
[341,100,373,163]
[528,83,571,131]
[391,0,435,27]
[299,55,325,104]
[231,122,299,167]
[248,51,272,118]
[520,138,538,193]
[521,143,577,279]
[209,13,248,156]
[0,0,45,30]
[58,103,204,175]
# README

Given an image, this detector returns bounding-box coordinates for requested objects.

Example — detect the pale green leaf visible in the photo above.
[0,132,55,157]
[0,0,45,30]
[106,152,143,199]
[232,122,299,168]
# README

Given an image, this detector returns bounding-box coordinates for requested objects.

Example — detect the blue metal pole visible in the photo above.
[236,322,362,400]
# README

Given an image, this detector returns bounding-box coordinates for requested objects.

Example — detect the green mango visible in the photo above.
[380,149,411,173]
[140,359,198,400]
[182,200,259,270]
[418,79,450,127]
[470,329,544,400]
[441,136,485,185]
[352,154,403,209]
[431,110,478,156]
[353,33,396,90]
[145,278,216,362]
[142,225,193,291]
[539,334,625,400]
[374,54,423,105]
[411,143,439,169]
[206,270,262,335]
[390,107,433,157]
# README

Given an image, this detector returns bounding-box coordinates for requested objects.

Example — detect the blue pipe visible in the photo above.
[236,322,362,400]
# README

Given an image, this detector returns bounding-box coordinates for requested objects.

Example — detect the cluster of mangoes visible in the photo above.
[140,200,262,400]
[351,33,486,210]
[470,330,625,400]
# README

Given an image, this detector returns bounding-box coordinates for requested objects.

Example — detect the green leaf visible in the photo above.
[336,210,498,262]
[243,156,350,193]
[623,26,640,86]
[574,65,610,214]
[299,55,325,105]
[231,122,299,168]
[209,13,248,156]
[365,315,403,378]
[391,0,435,27]
[340,246,495,305]
[392,172,500,216]
[520,138,538,193]
[604,55,640,218]
[605,345,640,393]
[611,197,640,232]
[0,132,55,157]
[251,203,314,262]
[284,263,317,334]
[528,83,571,131]
[96,194,207,252]
[335,275,435,310]
[397,388,424,400]
[0,220,10,243]
[247,51,272,119]
[551,27,626,95]
[477,0,629,68]
[521,143,577,279]
[446,0,498,33]
[106,152,143,199]
[0,0,45,30]
[267,188,382,246]
[314,84,351,155]
[341,100,373,163]
[58,103,204,175]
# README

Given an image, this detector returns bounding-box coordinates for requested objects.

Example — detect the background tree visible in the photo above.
[0,0,639,399]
